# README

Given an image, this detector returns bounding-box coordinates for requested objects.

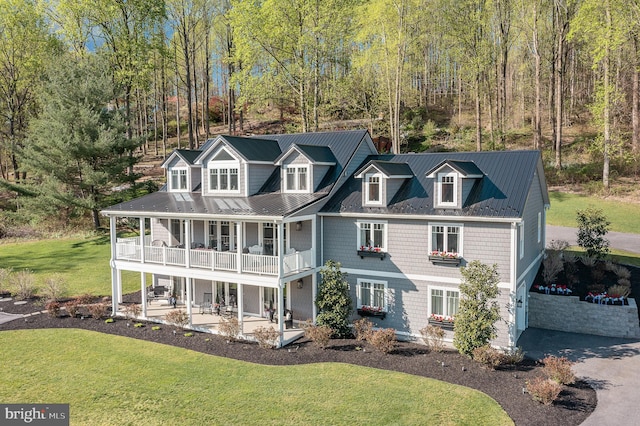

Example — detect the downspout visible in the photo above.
[510,221,519,348]
[110,215,118,317]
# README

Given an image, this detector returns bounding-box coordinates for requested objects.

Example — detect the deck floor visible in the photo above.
[121,300,304,346]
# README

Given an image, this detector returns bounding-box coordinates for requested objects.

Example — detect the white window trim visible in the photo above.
[364,172,383,206]
[208,160,240,194]
[356,220,388,252]
[170,168,189,191]
[283,165,310,193]
[428,222,464,256]
[428,286,460,320]
[356,278,388,311]
[437,172,458,207]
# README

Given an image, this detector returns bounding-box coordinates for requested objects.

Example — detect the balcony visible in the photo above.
[115,239,313,276]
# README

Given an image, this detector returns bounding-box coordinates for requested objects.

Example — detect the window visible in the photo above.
[284,166,309,192]
[430,288,459,319]
[357,221,387,251]
[357,279,387,311]
[209,166,239,192]
[170,169,187,190]
[365,173,382,204]
[437,173,457,206]
[430,224,461,255]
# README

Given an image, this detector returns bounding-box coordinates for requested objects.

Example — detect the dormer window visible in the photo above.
[366,174,382,204]
[209,166,239,192]
[438,173,457,206]
[284,166,309,192]
[171,169,188,191]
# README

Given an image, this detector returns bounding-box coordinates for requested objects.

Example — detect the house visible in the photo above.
[102,130,549,348]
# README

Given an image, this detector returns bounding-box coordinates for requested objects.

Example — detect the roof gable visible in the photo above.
[195,135,282,164]
[426,159,484,178]
[161,149,201,168]
[355,160,413,179]
[275,144,337,165]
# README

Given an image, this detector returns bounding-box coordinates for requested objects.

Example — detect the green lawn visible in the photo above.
[0,329,512,426]
[0,237,141,297]
[548,191,640,234]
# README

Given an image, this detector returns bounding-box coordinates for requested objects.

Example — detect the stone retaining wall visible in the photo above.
[529,292,640,339]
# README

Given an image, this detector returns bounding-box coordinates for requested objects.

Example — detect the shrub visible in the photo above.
[542,251,564,285]
[353,318,373,341]
[472,345,504,369]
[253,326,281,349]
[368,328,397,354]
[454,261,501,357]
[134,323,144,328]
[76,293,95,305]
[315,260,353,338]
[10,269,37,300]
[87,303,107,320]
[218,316,240,340]
[612,264,632,280]
[527,376,563,405]
[152,326,161,331]
[542,355,575,385]
[608,284,631,298]
[123,303,141,319]
[419,324,445,353]
[105,318,114,324]
[165,309,189,328]
[64,300,80,317]
[502,346,525,365]
[576,207,610,259]
[45,301,61,317]
[40,274,66,302]
[184,332,193,337]
[305,325,333,349]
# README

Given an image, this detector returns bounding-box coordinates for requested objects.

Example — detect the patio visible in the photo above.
[125,299,305,347]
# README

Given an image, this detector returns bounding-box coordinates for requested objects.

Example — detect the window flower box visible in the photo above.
[357,246,386,260]
[428,252,461,266]
[428,314,455,331]
[357,306,386,319]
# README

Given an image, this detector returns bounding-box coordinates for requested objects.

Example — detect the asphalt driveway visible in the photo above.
[519,328,640,425]
[547,225,640,255]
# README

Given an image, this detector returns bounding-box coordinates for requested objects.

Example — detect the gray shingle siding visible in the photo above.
[247,164,276,195]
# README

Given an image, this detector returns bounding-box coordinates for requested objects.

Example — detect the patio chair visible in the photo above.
[249,245,263,255]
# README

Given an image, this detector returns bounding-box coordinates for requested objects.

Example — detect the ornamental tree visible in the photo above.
[576,207,610,259]
[454,260,502,357]
[315,260,353,338]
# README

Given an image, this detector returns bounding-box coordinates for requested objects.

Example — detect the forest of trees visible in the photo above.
[1,0,639,230]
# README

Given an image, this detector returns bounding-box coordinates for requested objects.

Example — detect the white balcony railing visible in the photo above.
[116,243,312,276]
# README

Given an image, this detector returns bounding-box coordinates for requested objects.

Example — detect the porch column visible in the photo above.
[236,222,243,274]
[312,273,318,321]
[139,217,145,263]
[277,222,284,275]
[140,272,147,317]
[277,280,285,346]
[185,219,191,268]
[109,215,118,316]
[311,216,317,268]
[237,283,244,329]
[186,277,193,326]
[116,269,123,304]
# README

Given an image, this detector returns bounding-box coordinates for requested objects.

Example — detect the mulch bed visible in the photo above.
[0,297,595,426]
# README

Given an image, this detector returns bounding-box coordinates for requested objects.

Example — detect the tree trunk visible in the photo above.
[533,2,542,150]
[554,22,565,170]
[602,1,611,190]
[633,37,639,154]
[475,72,482,151]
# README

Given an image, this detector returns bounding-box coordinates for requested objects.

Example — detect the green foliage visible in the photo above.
[453,261,502,357]
[22,53,142,229]
[576,207,611,259]
[315,260,353,338]
[105,318,114,324]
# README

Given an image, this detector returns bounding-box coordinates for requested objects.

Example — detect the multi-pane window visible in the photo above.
[284,166,308,192]
[431,225,460,254]
[366,174,381,203]
[430,288,459,318]
[358,279,387,310]
[438,173,456,205]
[171,169,187,190]
[358,221,386,250]
[209,167,238,192]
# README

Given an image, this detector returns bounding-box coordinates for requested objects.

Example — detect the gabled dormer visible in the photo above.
[354,160,413,207]
[274,144,336,194]
[195,135,281,196]
[161,149,201,192]
[426,160,484,209]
